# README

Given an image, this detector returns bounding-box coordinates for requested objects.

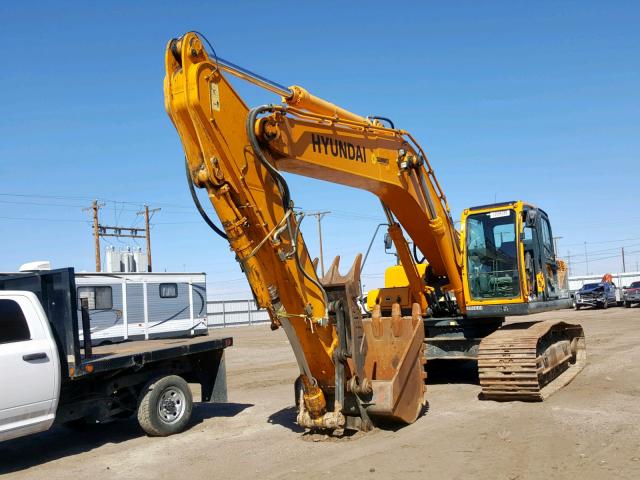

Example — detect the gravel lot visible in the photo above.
[1,307,639,479]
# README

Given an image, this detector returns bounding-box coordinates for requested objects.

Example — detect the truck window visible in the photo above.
[0,299,31,344]
[77,286,113,310]
[159,283,178,299]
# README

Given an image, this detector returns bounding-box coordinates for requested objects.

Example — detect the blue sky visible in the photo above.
[1,1,638,298]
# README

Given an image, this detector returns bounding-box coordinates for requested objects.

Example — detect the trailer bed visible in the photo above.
[78,335,233,375]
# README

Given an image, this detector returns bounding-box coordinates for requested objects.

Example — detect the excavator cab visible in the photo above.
[461,201,571,317]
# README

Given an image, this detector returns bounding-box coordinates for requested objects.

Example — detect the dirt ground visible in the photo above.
[1,307,639,479]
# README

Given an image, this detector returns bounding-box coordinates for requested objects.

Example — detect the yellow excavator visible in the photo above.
[164,32,586,432]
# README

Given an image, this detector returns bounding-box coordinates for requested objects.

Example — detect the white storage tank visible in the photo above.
[105,246,121,273]
[133,247,148,272]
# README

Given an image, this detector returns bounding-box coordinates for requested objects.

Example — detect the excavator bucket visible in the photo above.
[361,303,426,424]
[322,256,426,427]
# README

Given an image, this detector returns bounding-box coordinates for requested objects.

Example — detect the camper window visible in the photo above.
[77,286,113,310]
[159,283,178,299]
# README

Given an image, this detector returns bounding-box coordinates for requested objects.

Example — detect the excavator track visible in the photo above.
[478,320,586,401]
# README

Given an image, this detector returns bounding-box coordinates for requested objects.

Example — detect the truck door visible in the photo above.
[0,293,59,442]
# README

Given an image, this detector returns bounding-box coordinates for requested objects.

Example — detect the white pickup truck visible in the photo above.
[0,268,232,443]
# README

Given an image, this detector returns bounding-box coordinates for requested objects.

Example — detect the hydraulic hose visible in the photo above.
[184,157,228,239]
[368,115,395,129]
[245,105,291,210]
[292,213,330,321]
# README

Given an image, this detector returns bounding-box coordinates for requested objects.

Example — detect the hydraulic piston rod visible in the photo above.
[194,38,369,124]
[211,55,293,99]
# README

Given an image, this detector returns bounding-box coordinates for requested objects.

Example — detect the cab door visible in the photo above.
[538,213,560,299]
[0,293,59,442]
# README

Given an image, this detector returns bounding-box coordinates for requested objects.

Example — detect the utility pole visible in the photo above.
[85,201,159,273]
[553,236,563,255]
[622,247,626,273]
[137,205,161,272]
[305,211,330,276]
[566,250,572,276]
[83,200,105,272]
[584,241,589,276]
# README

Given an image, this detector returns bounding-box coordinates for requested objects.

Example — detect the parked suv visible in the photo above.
[623,281,640,308]
[575,282,617,310]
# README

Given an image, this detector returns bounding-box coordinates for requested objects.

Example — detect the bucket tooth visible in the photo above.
[391,302,403,337]
[372,304,383,338]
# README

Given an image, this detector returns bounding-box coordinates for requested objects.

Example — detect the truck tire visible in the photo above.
[575,304,581,311]
[603,299,609,309]
[137,375,193,437]
[625,301,631,308]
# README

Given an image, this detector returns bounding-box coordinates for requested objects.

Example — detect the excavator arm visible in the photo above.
[164,32,461,430]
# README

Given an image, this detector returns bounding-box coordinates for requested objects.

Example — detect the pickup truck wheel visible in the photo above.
[625,301,631,308]
[603,299,609,309]
[575,304,581,311]
[137,375,193,437]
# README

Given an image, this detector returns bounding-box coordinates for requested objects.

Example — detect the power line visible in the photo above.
[0,199,88,208]
[582,242,640,256]
[562,236,640,247]
[0,215,90,223]
[1,193,384,223]
[0,192,193,211]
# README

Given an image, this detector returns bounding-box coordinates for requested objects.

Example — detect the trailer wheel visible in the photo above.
[137,375,193,437]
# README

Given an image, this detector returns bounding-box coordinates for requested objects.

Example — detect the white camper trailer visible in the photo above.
[75,272,208,345]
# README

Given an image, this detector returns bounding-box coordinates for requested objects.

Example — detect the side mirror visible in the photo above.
[384,233,393,250]
[525,209,537,228]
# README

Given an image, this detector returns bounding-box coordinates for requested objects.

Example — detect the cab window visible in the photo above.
[541,217,553,252]
[466,210,521,300]
[0,299,31,344]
